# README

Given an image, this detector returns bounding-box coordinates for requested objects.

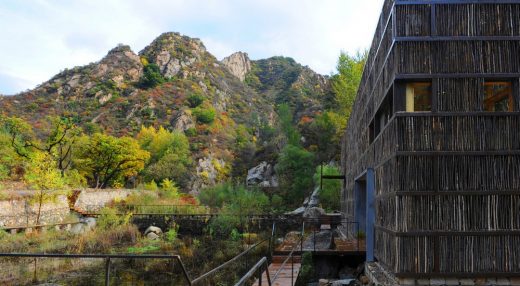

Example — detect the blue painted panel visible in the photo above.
[366,168,376,262]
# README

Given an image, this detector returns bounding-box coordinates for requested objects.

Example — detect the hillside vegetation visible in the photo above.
[0,32,365,209]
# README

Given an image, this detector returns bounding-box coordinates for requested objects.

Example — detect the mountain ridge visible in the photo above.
[0,31,334,193]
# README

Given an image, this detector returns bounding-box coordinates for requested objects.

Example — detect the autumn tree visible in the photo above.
[24,151,65,225]
[76,134,150,188]
[1,116,81,175]
[137,126,191,186]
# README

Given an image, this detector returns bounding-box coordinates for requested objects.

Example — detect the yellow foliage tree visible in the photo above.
[24,151,66,225]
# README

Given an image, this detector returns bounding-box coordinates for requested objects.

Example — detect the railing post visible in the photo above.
[291,255,294,285]
[313,230,316,253]
[259,265,262,286]
[105,257,111,286]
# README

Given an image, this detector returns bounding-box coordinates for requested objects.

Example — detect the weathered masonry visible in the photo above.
[340,0,520,283]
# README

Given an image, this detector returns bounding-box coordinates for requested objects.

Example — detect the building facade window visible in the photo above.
[483,81,513,112]
[405,82,432,111]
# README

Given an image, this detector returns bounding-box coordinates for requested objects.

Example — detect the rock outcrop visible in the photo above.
[139,32,208,78]
[222,52,251,81]
[171,109,195,131]
[246,161,278,188]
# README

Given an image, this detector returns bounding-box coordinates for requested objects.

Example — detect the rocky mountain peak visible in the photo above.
[139,32,209,78]
[95,44,143,84]
[222,52,251,82]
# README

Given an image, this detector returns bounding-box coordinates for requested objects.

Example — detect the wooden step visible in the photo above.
[252,262,301,286]
[271,255,301,264]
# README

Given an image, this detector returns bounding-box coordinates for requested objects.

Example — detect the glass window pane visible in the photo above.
[483,81,513,112]
[406,82,432,111]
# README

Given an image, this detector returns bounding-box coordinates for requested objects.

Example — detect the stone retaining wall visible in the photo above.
[0,195,69,227]
[0,189,137,227]
[73,189,135,213]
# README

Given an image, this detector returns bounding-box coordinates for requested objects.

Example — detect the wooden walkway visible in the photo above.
[253,255,301,286]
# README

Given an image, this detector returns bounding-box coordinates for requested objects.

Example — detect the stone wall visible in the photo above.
[73,189,135,213]
[0,195,69,227]
[0,189,137,227]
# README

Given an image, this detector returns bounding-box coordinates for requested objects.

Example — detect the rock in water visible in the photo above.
[222,52,251,81]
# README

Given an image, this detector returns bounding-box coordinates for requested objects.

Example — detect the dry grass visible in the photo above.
[68,224,140,253]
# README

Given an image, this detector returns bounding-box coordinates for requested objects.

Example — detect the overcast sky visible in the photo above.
[0,0,383,95]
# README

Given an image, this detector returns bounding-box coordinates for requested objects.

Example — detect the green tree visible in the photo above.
[76,134,150,188]
[274,145,315,206]
[328,51,367,140]
[308,111,338,163]
[140,63,165,88]
[313,165,341,211]
[137,126,191,185]
[24,151,66,225]
[277,103,300,146]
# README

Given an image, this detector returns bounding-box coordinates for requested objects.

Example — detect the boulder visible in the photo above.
[146,232,160,240]
[69,223,86,235]
[303,230,333,250]
[81,217,96,230]
[145,226,163,236]
[319,279,330,286]
[287,206,305,215]
[246,161,278,187]
[303,207,326,220]
[331,280,356,286]
[308,186,320,207]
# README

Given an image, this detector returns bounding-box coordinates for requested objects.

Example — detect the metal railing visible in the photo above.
[236,221,305,286]
[124,204,211,215]
[0,253,192,286]
[191,238,270,285]
[234,257,271,286]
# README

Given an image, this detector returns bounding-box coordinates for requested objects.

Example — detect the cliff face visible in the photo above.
[222,52,251,82]
[0,32,334,193]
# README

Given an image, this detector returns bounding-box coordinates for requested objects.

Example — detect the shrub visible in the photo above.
[296,252,315,286]
[143,180,159,191]
[165,227,178,243]
[140,63,165,88]
[97,207,131,230]
[192,107,216,124]
[184,127,197,137]
[0,164,8,180]
[160,178,180,199]
[187,93,204,108]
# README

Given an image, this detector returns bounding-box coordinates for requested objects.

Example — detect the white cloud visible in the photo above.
[0,0,383,94]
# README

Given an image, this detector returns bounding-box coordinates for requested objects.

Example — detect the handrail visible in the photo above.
[0,253,192,286]
[234,257,271,286]
[271,235,302,283]
[191,238,269,285]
